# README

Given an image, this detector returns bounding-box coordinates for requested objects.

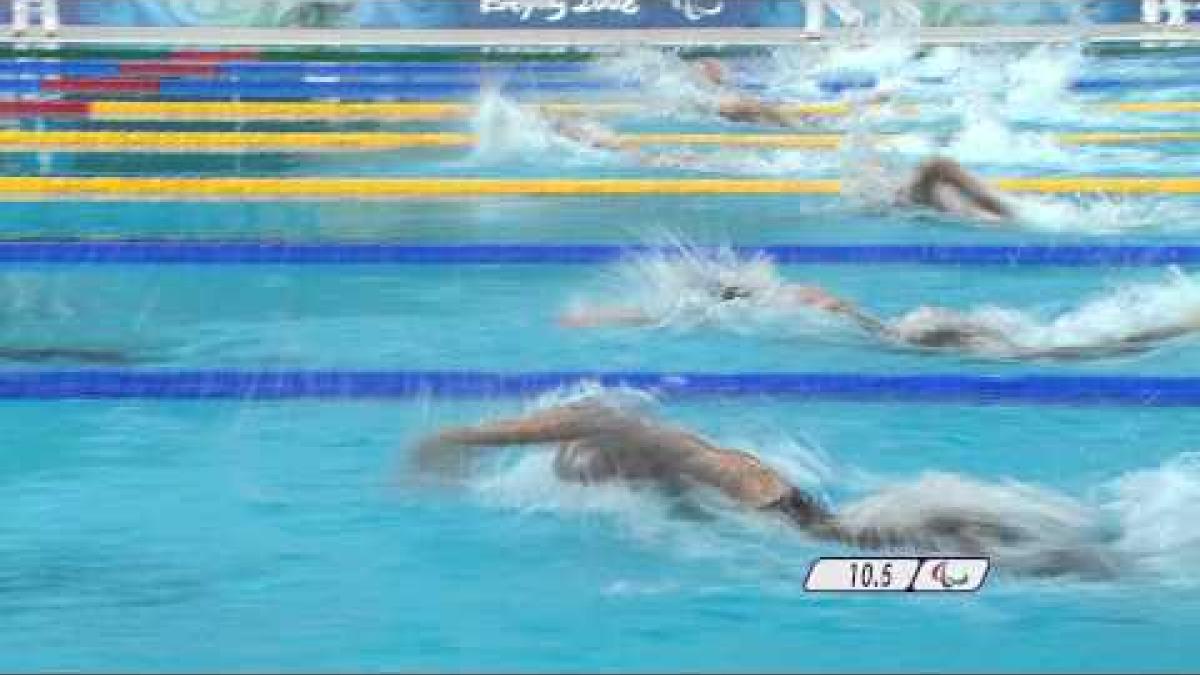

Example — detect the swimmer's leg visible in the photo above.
[906,156,1014,221]
[1124,305,1200,345]
[1022,316,1200,360]
[1012,306,1200,361]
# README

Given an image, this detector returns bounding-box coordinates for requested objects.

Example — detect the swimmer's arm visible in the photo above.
[910,157,1014,222]
[717,98,802,129]
[559,305,656,329]
[434,411,595,446]
[779,285,887,332]
[412,405,609,477]
[839,307,889,334]
[414,402,624,462]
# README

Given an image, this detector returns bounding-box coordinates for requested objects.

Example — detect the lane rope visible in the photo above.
[0,130,1195,152]
[0,177,1195,198]
[0,371,1197,404]
[2,242,1200,266]
[0,99,1194,120]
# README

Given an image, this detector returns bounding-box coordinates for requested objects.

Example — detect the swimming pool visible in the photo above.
[2,40,1200,672]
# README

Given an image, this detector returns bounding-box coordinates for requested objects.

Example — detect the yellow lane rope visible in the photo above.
[1104,102,1200,113]
[82,100,1199,121]
[0,177,1195,198]
[1,130,1197,152]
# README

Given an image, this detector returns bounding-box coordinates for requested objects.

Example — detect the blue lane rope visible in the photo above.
[0,371,1197,404]
[0,65,1192,97]
[0,59,1192,91]
[2,242,1200,266]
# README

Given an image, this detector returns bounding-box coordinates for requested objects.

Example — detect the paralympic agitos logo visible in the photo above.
[929,560,973,589]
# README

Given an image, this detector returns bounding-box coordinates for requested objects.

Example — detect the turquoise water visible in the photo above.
[2,400,1198,671]
[3,45,1200,671]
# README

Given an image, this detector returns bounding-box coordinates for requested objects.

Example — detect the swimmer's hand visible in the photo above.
[559,312,600,329]
[408,430,480,482]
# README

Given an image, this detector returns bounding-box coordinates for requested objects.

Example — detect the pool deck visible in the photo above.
[2,23,1200,48]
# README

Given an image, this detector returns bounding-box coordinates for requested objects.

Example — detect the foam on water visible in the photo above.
[942,109,1070,165]
[1102,453,1200,583]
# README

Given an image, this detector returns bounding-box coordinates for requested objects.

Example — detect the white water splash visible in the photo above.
[764,35,919,99]
[567,245,855,340]
[525,379,661,418]
[1102,453,1200,583]
[468,91,614,166]
[1002,43,1085,116]
[691,149,841,177]
[591,48,726,120]
[1013,194,1200,234]
[943,110,1070,165]
[917,43,1084,122]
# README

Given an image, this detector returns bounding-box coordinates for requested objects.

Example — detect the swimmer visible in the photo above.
[689,57,892,129]
[897,156,1015,223]
[560,278,1200,361]
[0,346,136,365]
[848,128,1014,223]
[543,112,706,171]
[561,282,881,332]
[411,399,1119,579]
[688,57,848,129]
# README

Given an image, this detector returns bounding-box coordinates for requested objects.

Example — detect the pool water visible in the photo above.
[2,42,1200,672]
